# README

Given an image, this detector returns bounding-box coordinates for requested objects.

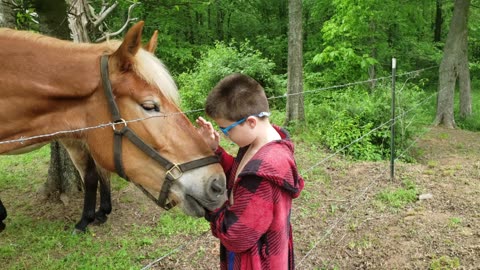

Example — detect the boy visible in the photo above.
[196,73,304,270]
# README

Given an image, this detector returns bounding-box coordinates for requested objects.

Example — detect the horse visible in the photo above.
[0,21,227,233]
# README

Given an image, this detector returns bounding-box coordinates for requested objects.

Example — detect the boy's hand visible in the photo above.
[196,117,220,152]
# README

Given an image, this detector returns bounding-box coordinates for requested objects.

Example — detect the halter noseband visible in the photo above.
[100,55,219,210]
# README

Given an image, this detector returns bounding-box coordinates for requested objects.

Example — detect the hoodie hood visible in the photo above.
[238,125,304,198]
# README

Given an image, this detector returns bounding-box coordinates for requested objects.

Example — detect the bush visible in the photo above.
[177,40,284,120]
[298,81,431,161]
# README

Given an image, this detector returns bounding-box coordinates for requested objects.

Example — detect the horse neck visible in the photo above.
[0,32,109,152]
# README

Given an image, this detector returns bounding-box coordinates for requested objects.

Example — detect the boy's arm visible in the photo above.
[206,175,274,253]
[214,146,234,176]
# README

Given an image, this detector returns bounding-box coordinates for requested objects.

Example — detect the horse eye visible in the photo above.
[141,102,160,112]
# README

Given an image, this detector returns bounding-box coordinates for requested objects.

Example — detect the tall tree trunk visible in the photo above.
[65,0,90,42]
[33,0,83,200]
[285,0,304,123]
[434,0,443,42]
[216,8,224,40]
[41,142,83,200]
[368,21,377,89]
[434,0,471,128]
[0,1,16,28]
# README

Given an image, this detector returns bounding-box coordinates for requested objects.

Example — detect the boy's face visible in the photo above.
[214,117,256,148]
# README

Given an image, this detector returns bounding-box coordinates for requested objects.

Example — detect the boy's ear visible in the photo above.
[246,116,257,127]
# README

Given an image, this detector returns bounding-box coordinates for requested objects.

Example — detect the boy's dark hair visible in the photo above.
[205,73,269,121]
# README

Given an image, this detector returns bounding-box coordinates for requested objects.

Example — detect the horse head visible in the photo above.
[86,21,226,217]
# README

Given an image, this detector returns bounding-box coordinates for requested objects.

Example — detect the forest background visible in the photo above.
[1,0,480,269]
[5,0,480,160]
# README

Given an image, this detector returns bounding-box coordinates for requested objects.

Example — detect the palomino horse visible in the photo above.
[0,21,226,232]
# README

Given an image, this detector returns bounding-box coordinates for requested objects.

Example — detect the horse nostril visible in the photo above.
[210,178,225,197]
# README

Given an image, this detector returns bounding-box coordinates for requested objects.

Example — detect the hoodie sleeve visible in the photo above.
[215,146,235,178]
[207,175,274,253]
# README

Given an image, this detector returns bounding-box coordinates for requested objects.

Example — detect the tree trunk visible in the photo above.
[40,142,83,199]
[368,21,377,89]
[216,8,224,41]
[458,59,472,118]
[0,1,16,28]
[434,0,471,128]
[65,0,91,42]
[434,0,443,43]
[285,0,304,123]
[33,0,83,200]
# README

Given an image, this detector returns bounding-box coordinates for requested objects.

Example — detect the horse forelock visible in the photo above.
[133,50,179,105]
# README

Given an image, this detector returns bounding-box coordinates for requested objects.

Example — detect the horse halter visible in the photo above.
[100,55,219,210]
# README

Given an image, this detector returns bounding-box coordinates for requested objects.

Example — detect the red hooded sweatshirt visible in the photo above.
[205,125,304,270]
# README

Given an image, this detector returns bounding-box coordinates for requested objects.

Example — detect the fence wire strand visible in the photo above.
[0,66,436,146]
[139,66,438,269]
[296,88,441,267]
[0,62,438,269]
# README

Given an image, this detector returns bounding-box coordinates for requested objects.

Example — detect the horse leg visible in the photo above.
[60,139,112,232]
[92,167,112,225]
[73,154,99,232]
[0,199,7,232]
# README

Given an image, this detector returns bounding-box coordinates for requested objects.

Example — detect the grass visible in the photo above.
[0,147,212,270]
[1,82,478,268]
[374,179,418,210]
[0,146,50,190]
[447,217,462,228]
[1,216,139,269]
[429,255,461,270]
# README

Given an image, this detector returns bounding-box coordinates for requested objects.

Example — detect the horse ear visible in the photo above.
[112,21,145,71]
[144,30,158,53]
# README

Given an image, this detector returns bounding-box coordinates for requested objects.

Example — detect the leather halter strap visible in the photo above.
[100,55,219,210]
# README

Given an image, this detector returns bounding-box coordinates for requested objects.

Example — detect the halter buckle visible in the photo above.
[165,164,183,180]
[112,118,127,132]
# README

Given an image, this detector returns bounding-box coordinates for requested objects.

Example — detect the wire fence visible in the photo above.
[0,62,439,269]
[136,66,439,269]
[0,66,436,146]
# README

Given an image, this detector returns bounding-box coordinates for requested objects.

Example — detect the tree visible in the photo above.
[285,0,304,123]
[0,0,16,28]
[65,0,91,42]
[434,0,443,43]
[434,0,471,128]
[33,0,138,202]
[32,0,84,200]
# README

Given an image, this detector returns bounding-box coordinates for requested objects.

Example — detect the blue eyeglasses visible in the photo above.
[219,112,271,136]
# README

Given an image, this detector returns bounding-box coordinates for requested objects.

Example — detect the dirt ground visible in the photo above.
[3,126,479,269]
[148,126,480,269]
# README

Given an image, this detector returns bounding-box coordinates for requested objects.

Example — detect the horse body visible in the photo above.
[0,31,100,151]
[0,22,226,232]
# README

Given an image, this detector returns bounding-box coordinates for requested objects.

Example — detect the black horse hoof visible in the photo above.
[0,222,6,233]
[92,214,108,225]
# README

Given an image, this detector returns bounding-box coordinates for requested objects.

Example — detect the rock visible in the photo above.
[418,193,433,200]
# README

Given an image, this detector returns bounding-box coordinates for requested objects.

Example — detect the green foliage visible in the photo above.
[297,81,431,161]
[304,0,442,87]
[11,0,39,31]
[177,40,284,120]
